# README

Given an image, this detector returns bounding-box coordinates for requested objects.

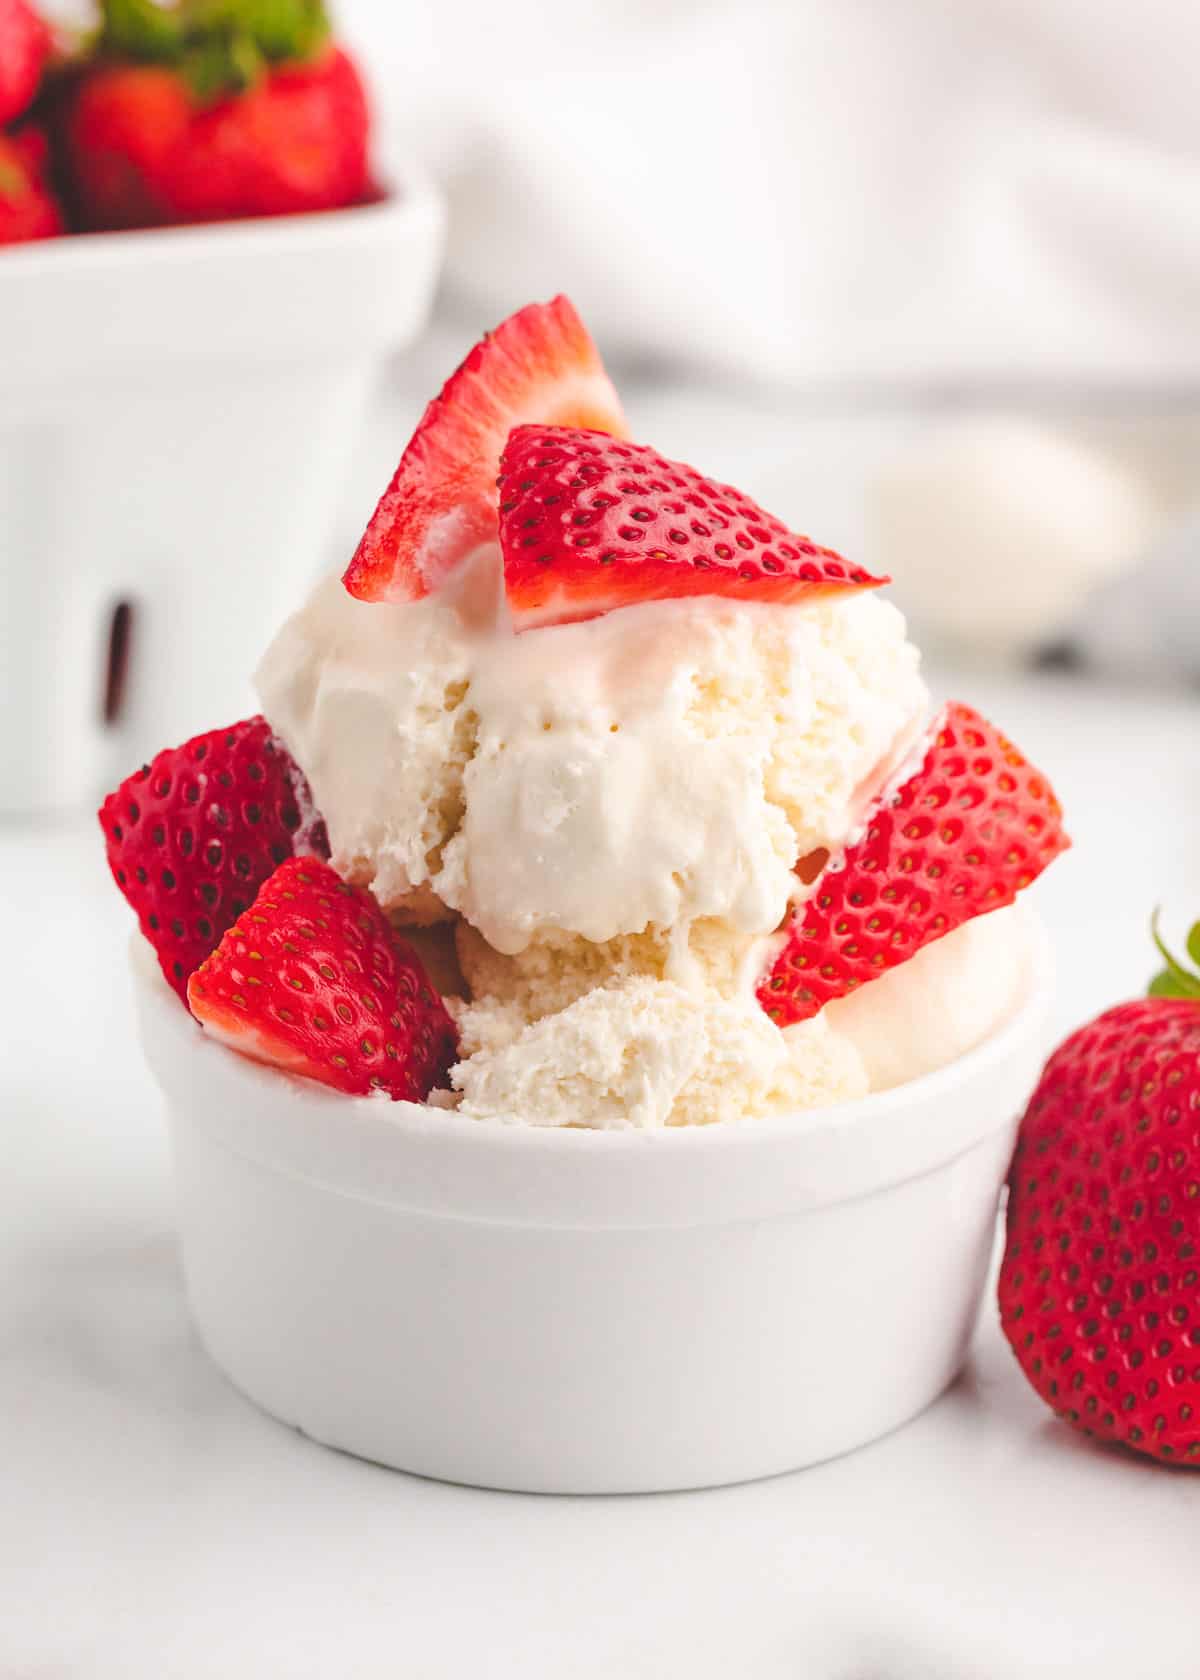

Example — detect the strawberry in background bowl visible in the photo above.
[0,0,50,128]
[61,0,373,230]
[0,0,63,242]
[0,0,379,244]
[0,124,61,239]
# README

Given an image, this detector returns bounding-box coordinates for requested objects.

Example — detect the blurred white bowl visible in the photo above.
[0,180,443,815]
[133,920,1051,1494]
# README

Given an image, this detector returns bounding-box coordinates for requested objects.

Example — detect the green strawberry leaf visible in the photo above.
[1188,920,1200,969]
[102,0,185,61]
[244,0,329,61]
[1149,909,1200,1000]
[187,0,328,62]
[181,31,264,99]
[101,0,329,83]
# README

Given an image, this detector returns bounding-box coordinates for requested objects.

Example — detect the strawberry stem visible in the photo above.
[1148,908,1200,1000]
[100,0,330,101]
[102,0,185,60]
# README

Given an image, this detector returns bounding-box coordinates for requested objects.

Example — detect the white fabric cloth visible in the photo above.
[345,0,1200,389]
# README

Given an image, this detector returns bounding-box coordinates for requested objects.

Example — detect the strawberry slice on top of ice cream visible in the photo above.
[343,296,630,605]
[496,425,885,631]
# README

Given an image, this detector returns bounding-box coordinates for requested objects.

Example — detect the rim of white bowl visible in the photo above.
[133,910,1053,1228]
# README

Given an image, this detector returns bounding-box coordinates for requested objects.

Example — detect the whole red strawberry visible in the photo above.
[62,1,370,231]
[189,857,459,1101]
[0,127,62,244]
[496,426,885,631]
[99,715,327,1002]
[63,64,192,231]
[165,46,368,221]
[999,920,1200,1466]
[759,702,1069,1025]
[343,299,629,605]
[0,0,51,127]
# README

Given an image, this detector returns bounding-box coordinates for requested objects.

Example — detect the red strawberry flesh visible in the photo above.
[188,857,458,1101]
[0,0,51,128]
[99,716,327,1003]
[999,996,1200,1466]
[497,426,886,631]
[342,298,628,605]
[758,702,1069,1025]
[0,129,63,245]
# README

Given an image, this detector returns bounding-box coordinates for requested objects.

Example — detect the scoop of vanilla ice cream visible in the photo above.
[437,592,926,955]
[818,904,1031,1090]
[259,572,926,958]
[255,575,476,921]
[256,570,935,1127]
[450,976,868,1130]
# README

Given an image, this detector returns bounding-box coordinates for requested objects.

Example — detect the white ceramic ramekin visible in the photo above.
[0,181,443,816]
[133,921,1051,1494]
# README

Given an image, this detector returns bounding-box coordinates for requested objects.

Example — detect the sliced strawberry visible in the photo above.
[758,702,1069,1025]
[496,426,885,631]
[100,716,328,1004]
[188,857,458,1101]
[342,297,628,604]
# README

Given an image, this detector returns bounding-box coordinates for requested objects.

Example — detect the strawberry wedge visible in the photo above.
[99,716,327,1003]
[758,703,1069,1025]
[343,297,628,604]
[497,426,885,631]
[189,858,458,1101]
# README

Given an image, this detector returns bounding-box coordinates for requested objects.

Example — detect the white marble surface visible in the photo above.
[3,665,1198,1679]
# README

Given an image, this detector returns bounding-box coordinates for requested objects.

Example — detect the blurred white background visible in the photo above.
[346,0,1199,387]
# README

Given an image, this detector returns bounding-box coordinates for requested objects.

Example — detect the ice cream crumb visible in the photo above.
[450,976,867,1130]
[453,916,754,1017]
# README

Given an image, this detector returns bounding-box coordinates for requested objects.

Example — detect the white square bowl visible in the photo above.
[132,915,1051,1494]
[0,180,443,815]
